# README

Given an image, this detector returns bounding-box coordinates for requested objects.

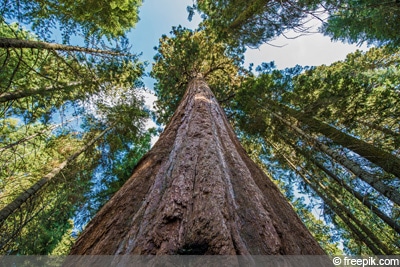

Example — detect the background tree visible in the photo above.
[0,91,151,254]
[0,126,100,254]
[0,21,144,123]
[291,46,400,152]
[72,89,154,228]
[0,17,151,254]
[231,49,399,254]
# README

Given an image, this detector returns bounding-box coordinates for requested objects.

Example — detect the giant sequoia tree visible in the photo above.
[70,77,324,255]
[69,28,324,255]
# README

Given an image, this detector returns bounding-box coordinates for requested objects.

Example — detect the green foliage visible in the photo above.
[151,25,246,123]
[0,120,65,207]
[0,22,145,123]
[0,22,148,254]
[291,46,400,153]
[50,221,75,255]
[195,0,400,48]
[0,126,100,254]
[70,89,153,232]
[1,0,142,42]
[293,199,342,255]
[195,0,324,47]
[0,0,151,255]
[92,131,153,210]
[232,63,304,135]
[0,95,151,254]
[322,0,400,47]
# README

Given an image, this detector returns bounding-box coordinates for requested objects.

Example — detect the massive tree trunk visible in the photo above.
[70,77,324,255]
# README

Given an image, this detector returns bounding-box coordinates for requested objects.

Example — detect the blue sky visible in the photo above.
[128,0,201,90]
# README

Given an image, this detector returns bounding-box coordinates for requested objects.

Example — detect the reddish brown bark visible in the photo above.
[70,77,324,255]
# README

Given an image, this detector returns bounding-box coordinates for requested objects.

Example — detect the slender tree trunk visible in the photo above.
[272,112,400,206]
[280,152,386,254]
[270,100,400,178]
[273,135,400,234]
[355,119,400,149]
[303,167,393,254]
[354,119,400,138]
[0,37,127,56]
[0,127,111,224]
[69,77,324,255]
[303,176,385,255]
[0,82,84,103]
[304,151,400,234]
[0,117,80,152]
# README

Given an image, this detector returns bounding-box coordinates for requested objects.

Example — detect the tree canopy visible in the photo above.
[194,0,400,48]
[322,0,400,47]
[151,25,246,123]
[1,0,142,42]
[194,0,323,47]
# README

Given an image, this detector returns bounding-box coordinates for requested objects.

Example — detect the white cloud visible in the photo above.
[245,33,369,69]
